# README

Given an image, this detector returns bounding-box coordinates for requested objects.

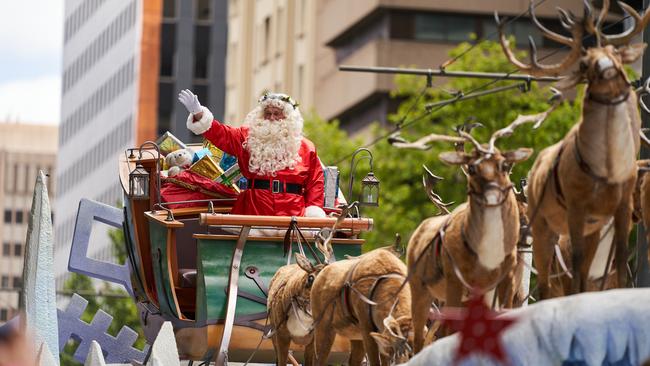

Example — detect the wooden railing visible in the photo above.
[199,213,373,232]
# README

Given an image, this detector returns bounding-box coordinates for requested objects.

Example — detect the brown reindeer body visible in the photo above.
[310,249,412,366]
[498,0,648,297]
[268,255,324,366]
[407,186,521,352]
[391,108,551,353]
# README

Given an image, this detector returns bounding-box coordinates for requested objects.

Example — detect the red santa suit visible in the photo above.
[186,106,325,217]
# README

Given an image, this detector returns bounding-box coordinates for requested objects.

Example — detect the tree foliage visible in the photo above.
[308,40,585,250]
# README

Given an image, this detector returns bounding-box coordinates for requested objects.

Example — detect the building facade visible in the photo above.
[55,0,228,288]
[224,0,316,124]
[0,123,57,323]
[224,0,633,134]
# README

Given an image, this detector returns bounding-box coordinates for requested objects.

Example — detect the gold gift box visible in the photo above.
[156,131,187,155]
[189,155,224,180]
[203,139,224,162]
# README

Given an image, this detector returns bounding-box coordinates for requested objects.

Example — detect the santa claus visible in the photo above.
[178,89,326,218]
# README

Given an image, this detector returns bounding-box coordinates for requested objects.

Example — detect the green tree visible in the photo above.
[310,40,585,249]
[60,227,145,365]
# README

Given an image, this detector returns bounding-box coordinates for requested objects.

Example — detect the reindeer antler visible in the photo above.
[638,77,650,114]
[640,128,650,148]
[496,2,584,76]
[487,88,562,152]
[315,202,358,263]
[388,132,466,151]
[598,1,650,46]
[422,165,454,215]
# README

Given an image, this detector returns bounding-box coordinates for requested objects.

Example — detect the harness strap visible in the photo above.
[573,134,608,183]
[551,142,567,209]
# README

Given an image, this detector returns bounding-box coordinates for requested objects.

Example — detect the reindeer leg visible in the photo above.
[409,279,432,353]
[613,180,634,288]
[567,204,587,294]
[304,340,315,366]
[361,332,381,366]
[313,314,336,366]
[272,332,290,366]
[348,340,365,366]
[532,218,557,299]
[443,274,463,336]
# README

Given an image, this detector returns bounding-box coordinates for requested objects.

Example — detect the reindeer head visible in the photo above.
[497,1,648,94]
[439,139,532,207]
[390,108,560,207]
[370,315,414,364]
[294,253,326,306]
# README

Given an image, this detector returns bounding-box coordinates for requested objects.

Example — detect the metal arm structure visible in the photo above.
[339,65,561,82]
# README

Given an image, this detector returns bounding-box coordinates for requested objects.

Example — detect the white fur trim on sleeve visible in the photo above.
[304,205,326,218]
[186,106,214,135]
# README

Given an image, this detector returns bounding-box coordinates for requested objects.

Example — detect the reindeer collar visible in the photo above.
[587,90,630,105]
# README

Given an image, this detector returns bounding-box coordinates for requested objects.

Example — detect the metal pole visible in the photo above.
[339,65,561,83]
[425,82,527,110]
[636,0,650,287]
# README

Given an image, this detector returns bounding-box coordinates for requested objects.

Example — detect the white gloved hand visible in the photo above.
[178,89,203,115]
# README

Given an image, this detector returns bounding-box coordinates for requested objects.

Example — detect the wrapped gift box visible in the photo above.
[216,163,243,193]
[156,131,187,155]
[188,155,224,180]
[202,139,224,162]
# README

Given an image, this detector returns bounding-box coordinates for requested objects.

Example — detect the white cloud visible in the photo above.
[0,76,61,125]
[0,0,63,59]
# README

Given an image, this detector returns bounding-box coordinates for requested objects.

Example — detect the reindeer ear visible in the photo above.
[295,253,315,273]
[619,43,646,64]
[504,148,533,163]
[370,332,393,357]
[439,151,471,165]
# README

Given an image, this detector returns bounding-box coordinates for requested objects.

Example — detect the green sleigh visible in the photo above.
[111,144,372,363]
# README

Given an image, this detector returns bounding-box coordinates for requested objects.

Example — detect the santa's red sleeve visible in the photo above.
[304,149,325,208]
[186,106,245,157]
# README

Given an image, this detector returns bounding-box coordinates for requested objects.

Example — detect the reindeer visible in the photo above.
[394,109,553,353]
[267,207,352,366]
[497,0,648,297]
[310,248,413,366]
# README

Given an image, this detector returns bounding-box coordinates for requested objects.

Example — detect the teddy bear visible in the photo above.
[165,148,193,177]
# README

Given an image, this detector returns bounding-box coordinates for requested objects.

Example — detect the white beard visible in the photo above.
[243,101,303,176]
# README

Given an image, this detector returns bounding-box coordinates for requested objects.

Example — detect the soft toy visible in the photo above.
[165,148,193,177]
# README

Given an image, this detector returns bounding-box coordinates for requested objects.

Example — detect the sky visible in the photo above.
[0,0,63,125]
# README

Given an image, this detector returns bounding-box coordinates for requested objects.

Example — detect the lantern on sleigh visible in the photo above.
[348,148,380,209]
[129,163,150,199]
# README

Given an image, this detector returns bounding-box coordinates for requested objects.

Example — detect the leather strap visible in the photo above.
[573,134,608,183]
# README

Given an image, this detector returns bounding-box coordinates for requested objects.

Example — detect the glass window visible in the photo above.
[15,211,23,224]
[3,209,10,223]
[157,81,174,136]
[163,0,176,18]
[160,24,176,77]
[194,25,211,79]
[13,277,21,289]
[2,243,10,256]
[0,309,6,321]
[14,243,22,257]
[1,276,8,288]
[263,16,271,63]
[196,0,211,20]
[414,13,474,43]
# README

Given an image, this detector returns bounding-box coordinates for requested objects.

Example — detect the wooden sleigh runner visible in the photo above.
[68,143,373,364]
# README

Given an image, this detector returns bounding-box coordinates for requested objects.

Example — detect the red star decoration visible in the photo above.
[430,292,518,365]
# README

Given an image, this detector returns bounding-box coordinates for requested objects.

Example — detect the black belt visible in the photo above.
[250,179,304,194]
